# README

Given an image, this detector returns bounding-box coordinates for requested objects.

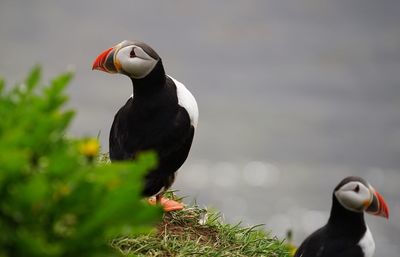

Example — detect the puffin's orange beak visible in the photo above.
[366,189,389,219]
[92,47,118,73]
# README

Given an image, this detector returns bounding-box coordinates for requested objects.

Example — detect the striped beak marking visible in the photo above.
[92,45,122,73]
[365,188,389,219]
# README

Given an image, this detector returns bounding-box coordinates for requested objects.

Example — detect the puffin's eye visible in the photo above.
[354,185,360,193]
[130,48,136,58]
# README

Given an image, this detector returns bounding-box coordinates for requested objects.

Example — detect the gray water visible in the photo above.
[1,1,399,255]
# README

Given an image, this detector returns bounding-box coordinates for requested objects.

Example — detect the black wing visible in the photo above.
[295,226,365,257]
[295,227,326,257]
[109,82,195,196]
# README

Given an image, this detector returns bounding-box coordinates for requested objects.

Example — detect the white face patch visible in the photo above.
[168,75,199,129]
[335,181,372,212]
[116,45,158,79]
[358,226,375,257]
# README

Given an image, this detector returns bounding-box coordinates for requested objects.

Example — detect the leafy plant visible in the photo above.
[0,66,162,257]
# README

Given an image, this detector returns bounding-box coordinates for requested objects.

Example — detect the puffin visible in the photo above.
[92,40,198,212]
[295,176,389,257]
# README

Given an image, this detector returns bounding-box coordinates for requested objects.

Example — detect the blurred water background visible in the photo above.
[1,0,399,255]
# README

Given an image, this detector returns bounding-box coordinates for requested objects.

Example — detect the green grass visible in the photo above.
[111,201,292,257]
[97,154,293,257]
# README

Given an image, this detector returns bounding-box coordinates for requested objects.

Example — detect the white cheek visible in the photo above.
[123,58,156,78]
[116,48,157,79]
[335,191,366,212]
[335,182,372,212]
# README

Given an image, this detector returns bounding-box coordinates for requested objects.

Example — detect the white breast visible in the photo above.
[358,226,375,257]
[168,75,199,129]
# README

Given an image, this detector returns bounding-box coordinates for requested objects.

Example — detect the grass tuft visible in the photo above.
[111,202,291,257]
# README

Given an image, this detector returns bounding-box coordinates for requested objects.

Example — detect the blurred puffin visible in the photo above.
[295,176,389,257]
[92,40,198,212]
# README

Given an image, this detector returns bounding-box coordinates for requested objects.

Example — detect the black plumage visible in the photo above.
[109,61,195,197]
[92,41,197,207]
[294,196,367,257]
[294,176,388,257]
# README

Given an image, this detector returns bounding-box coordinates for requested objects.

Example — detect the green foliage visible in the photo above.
[0,66,162,257]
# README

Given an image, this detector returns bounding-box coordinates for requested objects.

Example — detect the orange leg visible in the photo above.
[148,193,184,212]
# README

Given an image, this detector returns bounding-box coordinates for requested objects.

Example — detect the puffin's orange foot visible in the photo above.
[148,197,184,212]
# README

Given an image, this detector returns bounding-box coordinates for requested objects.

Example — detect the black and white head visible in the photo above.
[92,40,161,79]
[334,176,389,218]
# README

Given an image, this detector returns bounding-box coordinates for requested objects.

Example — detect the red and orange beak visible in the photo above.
[92,46,119,73]
[366,188,389,219]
